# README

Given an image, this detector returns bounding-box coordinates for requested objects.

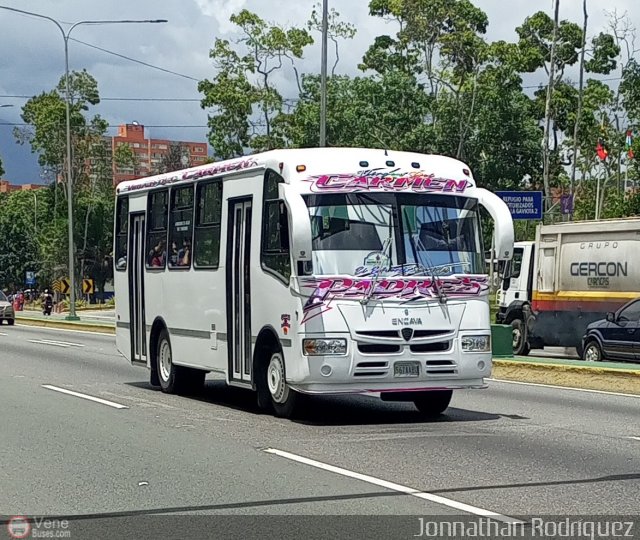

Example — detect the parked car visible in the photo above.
[0,290,15,325]
[581,298,640,363]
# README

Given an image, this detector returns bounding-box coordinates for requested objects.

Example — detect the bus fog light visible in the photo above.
[320,364,332,376]
[303,338,347,356]
[477,360,486,370]
[461,335,491,352]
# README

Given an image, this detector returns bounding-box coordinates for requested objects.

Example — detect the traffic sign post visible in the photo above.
[495,191,543,220]
[25,271,35,286]
[82,279,94,295]
[59,278,71,295]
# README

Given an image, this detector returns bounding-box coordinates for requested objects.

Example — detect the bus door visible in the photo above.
[226,198,253,384]
[128,212,147,364]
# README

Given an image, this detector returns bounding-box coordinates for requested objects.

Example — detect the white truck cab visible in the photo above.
[496,241,535,355]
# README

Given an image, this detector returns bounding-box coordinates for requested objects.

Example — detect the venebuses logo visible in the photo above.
[7,516,31,539]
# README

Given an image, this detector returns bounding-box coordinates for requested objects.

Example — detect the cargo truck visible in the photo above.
[496,218,640,357]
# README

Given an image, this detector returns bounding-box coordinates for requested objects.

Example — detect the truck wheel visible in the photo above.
[413,390,453,417]
[583,340,603,362]
[511,319,530,356]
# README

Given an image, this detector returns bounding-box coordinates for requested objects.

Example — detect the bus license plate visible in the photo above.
[394,362,420,378]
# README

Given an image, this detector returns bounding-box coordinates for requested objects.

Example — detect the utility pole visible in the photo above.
[319,0,328,147]
[0,6,167,320]
[569,0,588,221]
[542,0,560,214]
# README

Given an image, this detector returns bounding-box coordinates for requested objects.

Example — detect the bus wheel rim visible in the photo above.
[159,339,172,382]
[267,353,288,404]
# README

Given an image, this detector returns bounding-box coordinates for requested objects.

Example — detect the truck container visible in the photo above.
[496,218,640,356]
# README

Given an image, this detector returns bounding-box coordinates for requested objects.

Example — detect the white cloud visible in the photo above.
[194,0,248,34]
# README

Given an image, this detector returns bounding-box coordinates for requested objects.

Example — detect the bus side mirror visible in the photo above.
[476,188,514,261]
[278,183,312,264]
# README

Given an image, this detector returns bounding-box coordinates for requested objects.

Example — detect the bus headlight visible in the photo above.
[303,338,347,356]
[461,335,491,352]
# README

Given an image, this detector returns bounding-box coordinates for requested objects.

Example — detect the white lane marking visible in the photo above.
[28,339,69,348]
[39,339,85,347]
[16,323,114,337]
[42,385,129,409]
[489,378,640,399]
[264,448,523,524]
[628,436,640,441]
[27,339,85,348]
[0,332,7,336]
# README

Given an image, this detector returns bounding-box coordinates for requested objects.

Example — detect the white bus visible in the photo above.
[114,148,514,418]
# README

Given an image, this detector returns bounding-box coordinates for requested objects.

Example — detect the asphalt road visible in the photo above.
[1,323,639,537]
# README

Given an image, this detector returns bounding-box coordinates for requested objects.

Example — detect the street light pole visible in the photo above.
[0,6,167,320]
[319,0,328,147]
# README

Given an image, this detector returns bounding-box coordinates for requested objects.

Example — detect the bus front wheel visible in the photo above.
[413,390,453,417]
[258,351,301,418]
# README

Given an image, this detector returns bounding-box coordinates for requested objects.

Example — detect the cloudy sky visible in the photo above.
[0,0,637,183]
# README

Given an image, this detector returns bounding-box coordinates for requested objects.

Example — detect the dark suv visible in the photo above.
[582,298,640,363]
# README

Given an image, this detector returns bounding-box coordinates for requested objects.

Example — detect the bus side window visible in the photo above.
[146,189,168,269]
[168,185,194,269]
[194,180,223,269]
[115,196,129,271]
[261,170,291,282]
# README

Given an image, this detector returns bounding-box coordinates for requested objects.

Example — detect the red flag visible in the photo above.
[596,139,608,161]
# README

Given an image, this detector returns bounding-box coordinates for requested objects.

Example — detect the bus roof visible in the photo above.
[116,147,477,197]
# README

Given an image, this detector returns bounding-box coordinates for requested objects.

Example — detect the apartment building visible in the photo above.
[108,123,208,185]
[0,180,46,193]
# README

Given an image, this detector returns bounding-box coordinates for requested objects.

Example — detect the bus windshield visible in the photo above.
[304,193,484,277]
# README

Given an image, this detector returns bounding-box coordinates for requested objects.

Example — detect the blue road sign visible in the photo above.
[495,191,543,220]
[25,271,35,286]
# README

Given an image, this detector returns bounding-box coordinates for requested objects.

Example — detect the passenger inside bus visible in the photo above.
[178,239,191,266]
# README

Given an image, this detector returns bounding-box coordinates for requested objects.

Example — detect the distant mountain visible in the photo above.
[0,122,42,183]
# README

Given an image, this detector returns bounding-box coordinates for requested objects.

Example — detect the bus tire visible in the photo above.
[258,350,301,418]
[156,328,204,395]
[413,390,453,417]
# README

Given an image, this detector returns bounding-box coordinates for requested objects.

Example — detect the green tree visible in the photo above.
[282,71,432,151]
[14,70,112,297]
[199,10,313,157]
[156,143,190,174]
[307,3,356,76]
[113,143,140,178]
[0,191,41,291]
[0,155,5,177]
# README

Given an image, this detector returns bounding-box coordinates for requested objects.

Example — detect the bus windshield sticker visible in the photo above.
[299,276,488,323]
[305,169,470,194]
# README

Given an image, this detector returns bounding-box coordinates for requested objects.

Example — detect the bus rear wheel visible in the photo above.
[156,328,205,395]
[258,351,301,418]
[413,390,453,417]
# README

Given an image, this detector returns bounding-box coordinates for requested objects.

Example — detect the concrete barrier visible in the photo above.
[16,316,115,335]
